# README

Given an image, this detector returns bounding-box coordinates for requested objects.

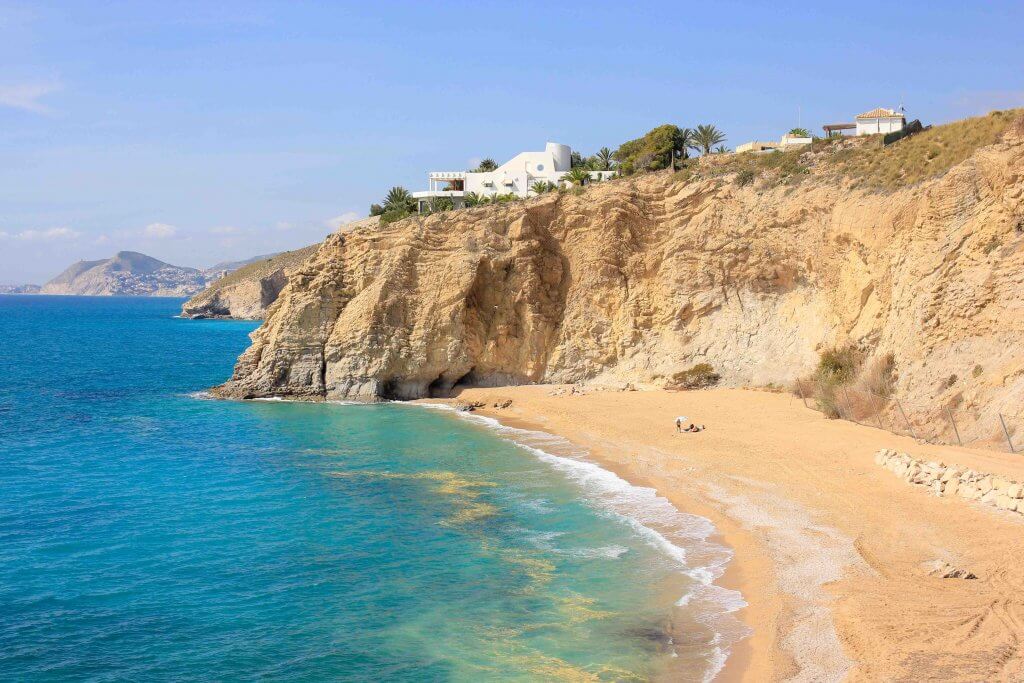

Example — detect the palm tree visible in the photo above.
[474,158,498,172]
[674,127,696,161]
[463,191,485,207]
[714,145,729,154]
[595,147,614,170]
[531,181,556,195]
[693,124,727,156]
[562,167,591,186]
[383,186,413,212]
[788,127,810,138]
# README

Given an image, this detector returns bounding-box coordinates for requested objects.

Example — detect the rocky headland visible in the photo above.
[181,245,318,319]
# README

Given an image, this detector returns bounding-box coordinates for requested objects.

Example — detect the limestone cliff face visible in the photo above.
[215,116,1024,434]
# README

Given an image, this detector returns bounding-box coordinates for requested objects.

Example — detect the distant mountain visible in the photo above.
[41,251,209,297]
[0,284,41,294]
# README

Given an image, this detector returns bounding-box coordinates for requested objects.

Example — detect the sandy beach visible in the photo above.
[427,386,1024,682]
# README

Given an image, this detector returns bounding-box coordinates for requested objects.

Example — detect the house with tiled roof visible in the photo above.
[855,107,906,136]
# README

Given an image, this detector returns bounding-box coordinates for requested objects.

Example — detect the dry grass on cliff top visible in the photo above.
[825,108,1022,189]
[202,245,318,294]
[698,109,1022,192]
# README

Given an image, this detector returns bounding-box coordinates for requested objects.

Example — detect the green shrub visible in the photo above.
[379,208,411,225]
[667,363,721,390]
[735,169,755,187]
[815,346,861,385]
[613,124,682,175]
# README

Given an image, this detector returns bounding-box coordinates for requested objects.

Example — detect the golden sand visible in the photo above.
[428,386,1024,682]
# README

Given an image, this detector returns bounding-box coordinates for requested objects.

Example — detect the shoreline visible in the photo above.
[423,386,1024,681]
[424,402,751,682]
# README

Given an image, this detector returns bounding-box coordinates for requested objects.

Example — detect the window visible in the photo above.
[536,164,544,172]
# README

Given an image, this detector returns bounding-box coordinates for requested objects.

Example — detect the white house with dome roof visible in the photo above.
[412,142,615,212]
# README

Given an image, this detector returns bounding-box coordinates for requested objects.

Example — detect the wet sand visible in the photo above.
[427,386,1024,681]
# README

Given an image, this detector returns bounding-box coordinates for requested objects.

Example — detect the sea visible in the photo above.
[0,295,747,681]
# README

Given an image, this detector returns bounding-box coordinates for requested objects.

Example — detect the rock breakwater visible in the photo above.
[875,448,1024,516]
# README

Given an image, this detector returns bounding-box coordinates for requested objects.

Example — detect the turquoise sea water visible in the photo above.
[0,296,744,681]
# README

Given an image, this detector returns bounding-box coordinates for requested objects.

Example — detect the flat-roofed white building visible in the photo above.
[736,133,811,154]
[412,142,614,212]
[855,108,906,136]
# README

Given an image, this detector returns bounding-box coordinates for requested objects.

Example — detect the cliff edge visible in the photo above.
[214,112,1024,437]
[181,245,318,319]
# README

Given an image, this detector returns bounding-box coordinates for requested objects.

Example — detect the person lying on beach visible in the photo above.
[681,423,704,433]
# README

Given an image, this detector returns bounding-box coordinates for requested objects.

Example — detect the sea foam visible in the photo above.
[417,402,751,680]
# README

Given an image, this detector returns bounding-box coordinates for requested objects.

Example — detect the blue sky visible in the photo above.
[2,1,1022,283]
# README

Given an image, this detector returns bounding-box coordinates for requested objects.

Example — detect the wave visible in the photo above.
[416,401,750,682]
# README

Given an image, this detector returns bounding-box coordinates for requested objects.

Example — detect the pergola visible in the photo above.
[822,123,856,136]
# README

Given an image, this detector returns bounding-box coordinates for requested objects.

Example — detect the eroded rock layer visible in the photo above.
[215,116,1024,436]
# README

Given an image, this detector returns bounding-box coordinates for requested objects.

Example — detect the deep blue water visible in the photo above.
[0,296,741,681]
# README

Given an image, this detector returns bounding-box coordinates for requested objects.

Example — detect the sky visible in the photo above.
[2,1,1022,284]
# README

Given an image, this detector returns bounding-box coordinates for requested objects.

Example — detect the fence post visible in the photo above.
[896,398,917,440]
[998,413,1016,453]
[843,386,857,424]
[872,393,885,430]
[946,408,962,446]
[796,381,808,409]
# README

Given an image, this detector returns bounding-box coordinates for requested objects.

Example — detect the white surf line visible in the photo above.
[414,401,750,682]
[702,478,870,683]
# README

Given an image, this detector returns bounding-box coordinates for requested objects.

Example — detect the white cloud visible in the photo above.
[0,227,80,241]
[324,212,360,229]
[210,225,241,234]
[0,82,60,114]
[143,222,177,238]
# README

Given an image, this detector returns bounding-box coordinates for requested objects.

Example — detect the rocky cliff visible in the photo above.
[181,245,318,319]
[42,251,208,297]
[215,112,1024,436]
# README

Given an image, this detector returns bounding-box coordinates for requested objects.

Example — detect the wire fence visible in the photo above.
[793,379,1022,454]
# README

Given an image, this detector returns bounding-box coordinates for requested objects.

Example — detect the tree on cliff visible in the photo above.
[789,127,810,137]
[473,158,498,172]
[693,124,727,156]
[613,124,691,174]
[383,187,415,212]
[595,147,614,170]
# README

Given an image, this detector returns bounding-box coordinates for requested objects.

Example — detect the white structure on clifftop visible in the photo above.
[412,142,614,212]
[855,107,906,136]
[736,132,812,154]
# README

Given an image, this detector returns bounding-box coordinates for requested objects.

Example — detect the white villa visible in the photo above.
[824,107,907,137]
[735,132,812,154]
[412,142,615,212]
[855,107,906,136]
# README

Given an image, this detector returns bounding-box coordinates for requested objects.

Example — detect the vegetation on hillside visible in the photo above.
[692,124,727,156]
[612,125,686,174]
[198,245,319,295]
[824,109,1021,189]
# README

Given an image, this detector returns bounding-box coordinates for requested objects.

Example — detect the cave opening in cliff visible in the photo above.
[426,367,477,398]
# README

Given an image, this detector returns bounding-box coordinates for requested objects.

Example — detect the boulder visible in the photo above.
[923,560,978,580]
